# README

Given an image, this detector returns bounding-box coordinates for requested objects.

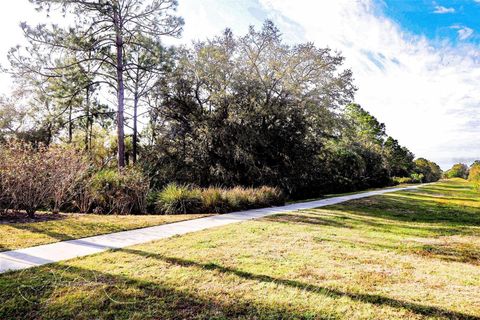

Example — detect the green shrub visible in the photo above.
[156,184,203,214]
[88,167,149,215]
[392,176,413,185]
[410,173,424,183]
[392,174,424,185]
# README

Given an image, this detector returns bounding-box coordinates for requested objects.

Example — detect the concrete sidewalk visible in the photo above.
[0,185,420,274]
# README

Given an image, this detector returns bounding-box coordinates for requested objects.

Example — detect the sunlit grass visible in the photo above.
[1,178,479,319]
[0,213,211,252]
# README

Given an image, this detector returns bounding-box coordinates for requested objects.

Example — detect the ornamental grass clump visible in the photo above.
[155,184,285,214]
[156,184,203,214]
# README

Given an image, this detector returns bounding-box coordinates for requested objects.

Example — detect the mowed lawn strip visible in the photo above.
[1,179,479,319]
[0,213,211,252]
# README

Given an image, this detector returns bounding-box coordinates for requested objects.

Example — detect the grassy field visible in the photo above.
[1,179,479,319]
[0,213,211,252]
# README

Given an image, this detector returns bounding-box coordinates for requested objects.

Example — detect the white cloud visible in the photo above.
[433,5,455,14]
[451,25,474,40]
[256,0,480,169]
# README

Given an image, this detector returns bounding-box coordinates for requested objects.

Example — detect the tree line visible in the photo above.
[0,0,443,213]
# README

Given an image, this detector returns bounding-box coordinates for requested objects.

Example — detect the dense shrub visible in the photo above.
[155,184,285,214]
[392,177,413,184]
[410,173,425,183]
[87,167,149,215]
[392,173,424,185]
[0,142,88,217]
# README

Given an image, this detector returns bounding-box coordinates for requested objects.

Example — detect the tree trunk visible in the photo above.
[133,91,138,163]
[114,6,126,168]
[68,104,73,143]
[85,86,90,151]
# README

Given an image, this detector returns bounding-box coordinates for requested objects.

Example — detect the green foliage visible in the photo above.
[414,158,442,183]
[410,173,425,183]
[444,163,469,179]
[143,22,355,197]
[88,167,149,215]
[392,173,424,185]
[383,137,415,177]
[344,103,386,146]
[468,163,480,191]
[156,184,203,214]
[156,184,285,214]
[392,177,413,184]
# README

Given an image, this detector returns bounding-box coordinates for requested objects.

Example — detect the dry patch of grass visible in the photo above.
[0,179,479,319]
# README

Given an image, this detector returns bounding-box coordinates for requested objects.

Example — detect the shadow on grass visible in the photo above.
[0,263,334,320]
[331,194,480,228]
[8,224,77,243]
[116,248,480,320]
[0,212,69,224]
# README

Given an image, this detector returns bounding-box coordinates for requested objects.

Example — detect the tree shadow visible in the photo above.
[8,224,77,243]
[263,210,471,238]
[262,213,350,228]
[115,247,480,320]
[333,195,480,228]
[0,262,335,320]
[0,211,69,224]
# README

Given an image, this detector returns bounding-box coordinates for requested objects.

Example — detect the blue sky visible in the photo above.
[381,0,480,45]
[1,0,479,169]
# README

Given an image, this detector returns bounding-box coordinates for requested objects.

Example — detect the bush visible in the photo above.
[392,173,424,185]
[201,187,229,213]
[156,184,203,214]
[155,184,285,214]
[0,142,88,217]
[88,167,149,215]
[410,173,424,183]
[392,177,414,185]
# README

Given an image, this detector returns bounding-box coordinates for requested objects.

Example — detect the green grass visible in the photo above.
[1,178,479,319]
[0,213,211,252]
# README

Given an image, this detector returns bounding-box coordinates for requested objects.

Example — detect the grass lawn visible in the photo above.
[0,213,211,252]
[1,178,479,319]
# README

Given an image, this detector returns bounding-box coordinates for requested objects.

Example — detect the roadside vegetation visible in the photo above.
[0,0,443,218]
[1,179,479,319]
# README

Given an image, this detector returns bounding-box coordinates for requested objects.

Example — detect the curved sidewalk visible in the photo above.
[0,185,421,274]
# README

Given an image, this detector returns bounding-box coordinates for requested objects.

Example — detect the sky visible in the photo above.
[1,0,479,169]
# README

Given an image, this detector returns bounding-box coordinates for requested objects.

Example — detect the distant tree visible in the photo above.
[344,103,386,148]
[383,136,415,177]
[414,158,442,182]
[445,163,469,179]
